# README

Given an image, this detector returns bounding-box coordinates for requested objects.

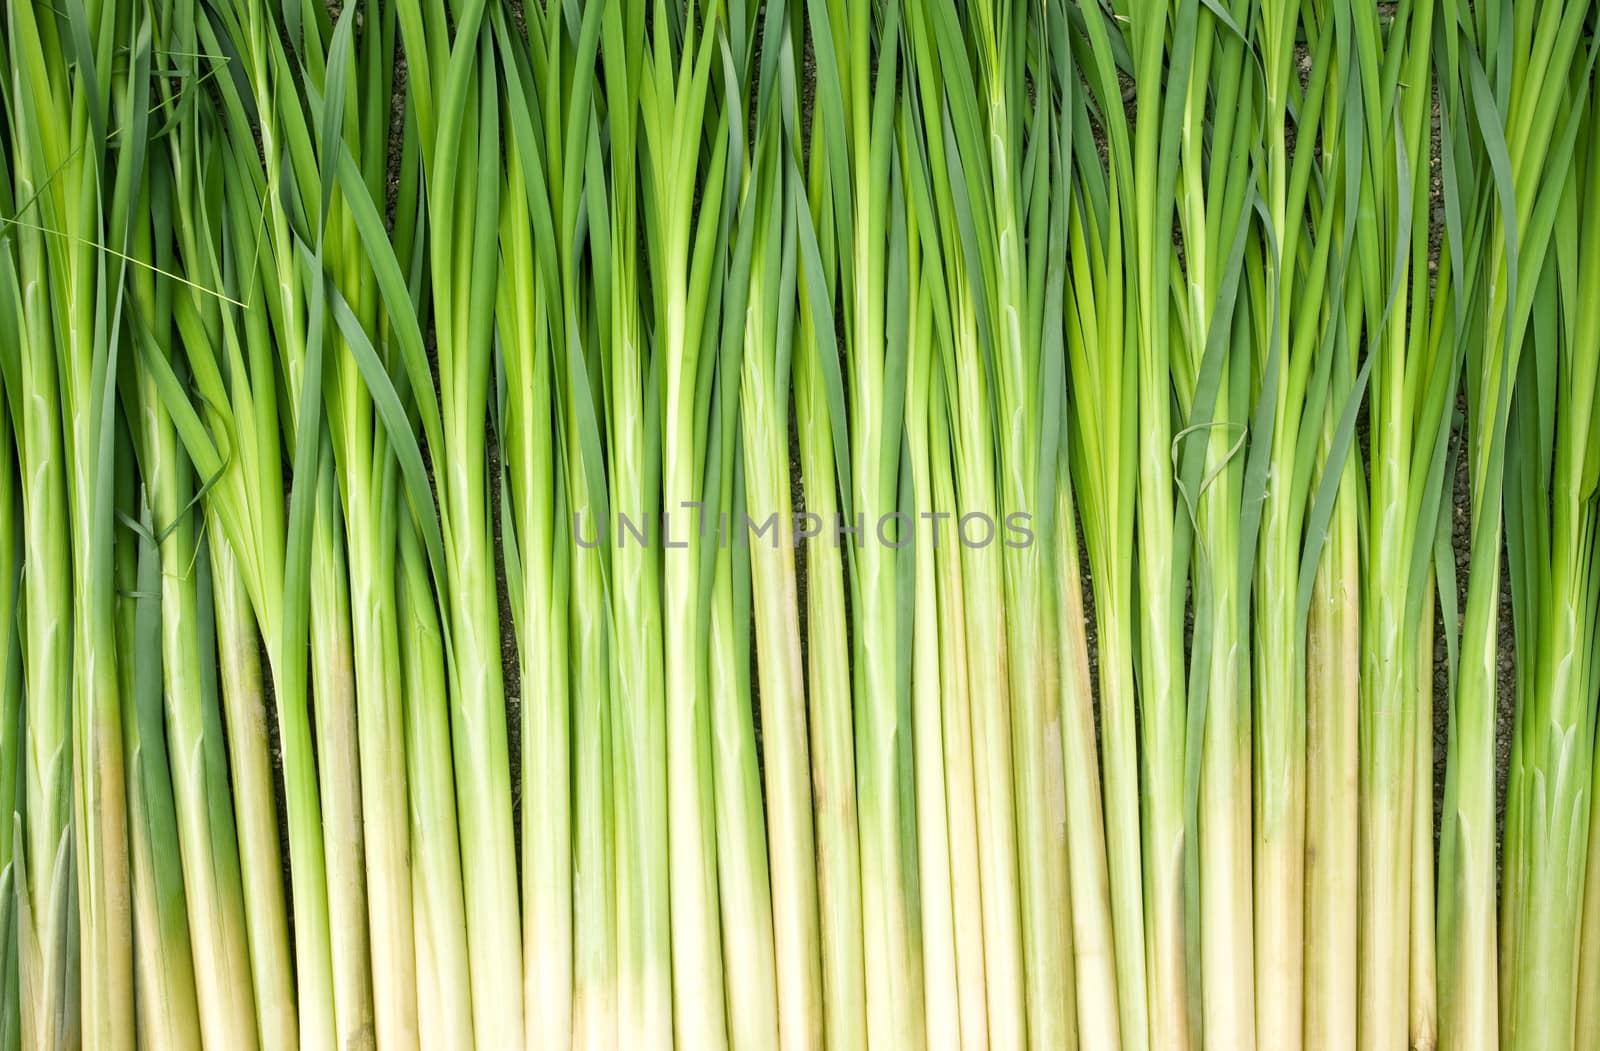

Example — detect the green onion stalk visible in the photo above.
[197,2,363,1043]
[1348,6,1408,1043]
[710,82,781,1043]
[709,451,777,1050]
[638,2,734,1042]
[154,25,299,1040]
[900,175,963,1046]
[237,2,378,1040]
[0,10,78,1040]
[1577,153,1600,1016]
[118,501,200,1051]
[1435,4,1493,1037]
[1241,0,1351,1042]
[565,273,618,1048]
[927,308,1002,1051]
[341,77,449,973]
[0,154,22,1050]
[730,14,823,1041]
[790,329,867,1046]
[1580,735,1600,1050]
[1064,47,1148,1047]
[806,1,923,1042]
[595,0,670,1041]
[1347,1,1454,1046]
[125,143,257,1049]
[1421,13,1491,1048]
[1302,298,1362,1051]
[0,566,15,1040]
[392,0,523,1042]
[502,29,621,1023]
[901,56,1014,1037]
[138,29,314,1044]
[1412,578,1440,1051]
[900,9,1026,1042]
[547,18,620,1043]
[68,18,140,1046]
[794,43,867,1040]
[1574,541,1600,1051]
[1438,4,1596,1048]
[384,14,473,1046]
[1038,10,1122,1043]
[1298,4,1367,1048]
[285,6,452,1043]
[207,542,296,1044]
[4,1,143,1044]
[1043,16,1120,1043]
[1051,408,1122,1050]
[978,20,1080,1043]
[303,3,433,1044]
[924,2,1080,1042]
[1226,3,1355,1045]
[698,382,779,1042]
[1125,4,1192,1038]
[931,369,998,1050]
[1297,9,1354,1051]
[492,3,583,1046]
[394,511,473,1049]
[1498,89,1600,1051]
[1076,0,1199,1042]
[306,460,372,1047]
[1170,0,1257,1044]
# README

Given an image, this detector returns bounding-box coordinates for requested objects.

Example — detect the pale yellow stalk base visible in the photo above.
[1053,490,1120,1051]
[1305,500,1359,1051]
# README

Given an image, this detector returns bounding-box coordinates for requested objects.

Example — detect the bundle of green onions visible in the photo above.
[2,0,1600,1048]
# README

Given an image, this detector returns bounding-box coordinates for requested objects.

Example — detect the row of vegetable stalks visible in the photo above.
[1,0,1598,1049]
